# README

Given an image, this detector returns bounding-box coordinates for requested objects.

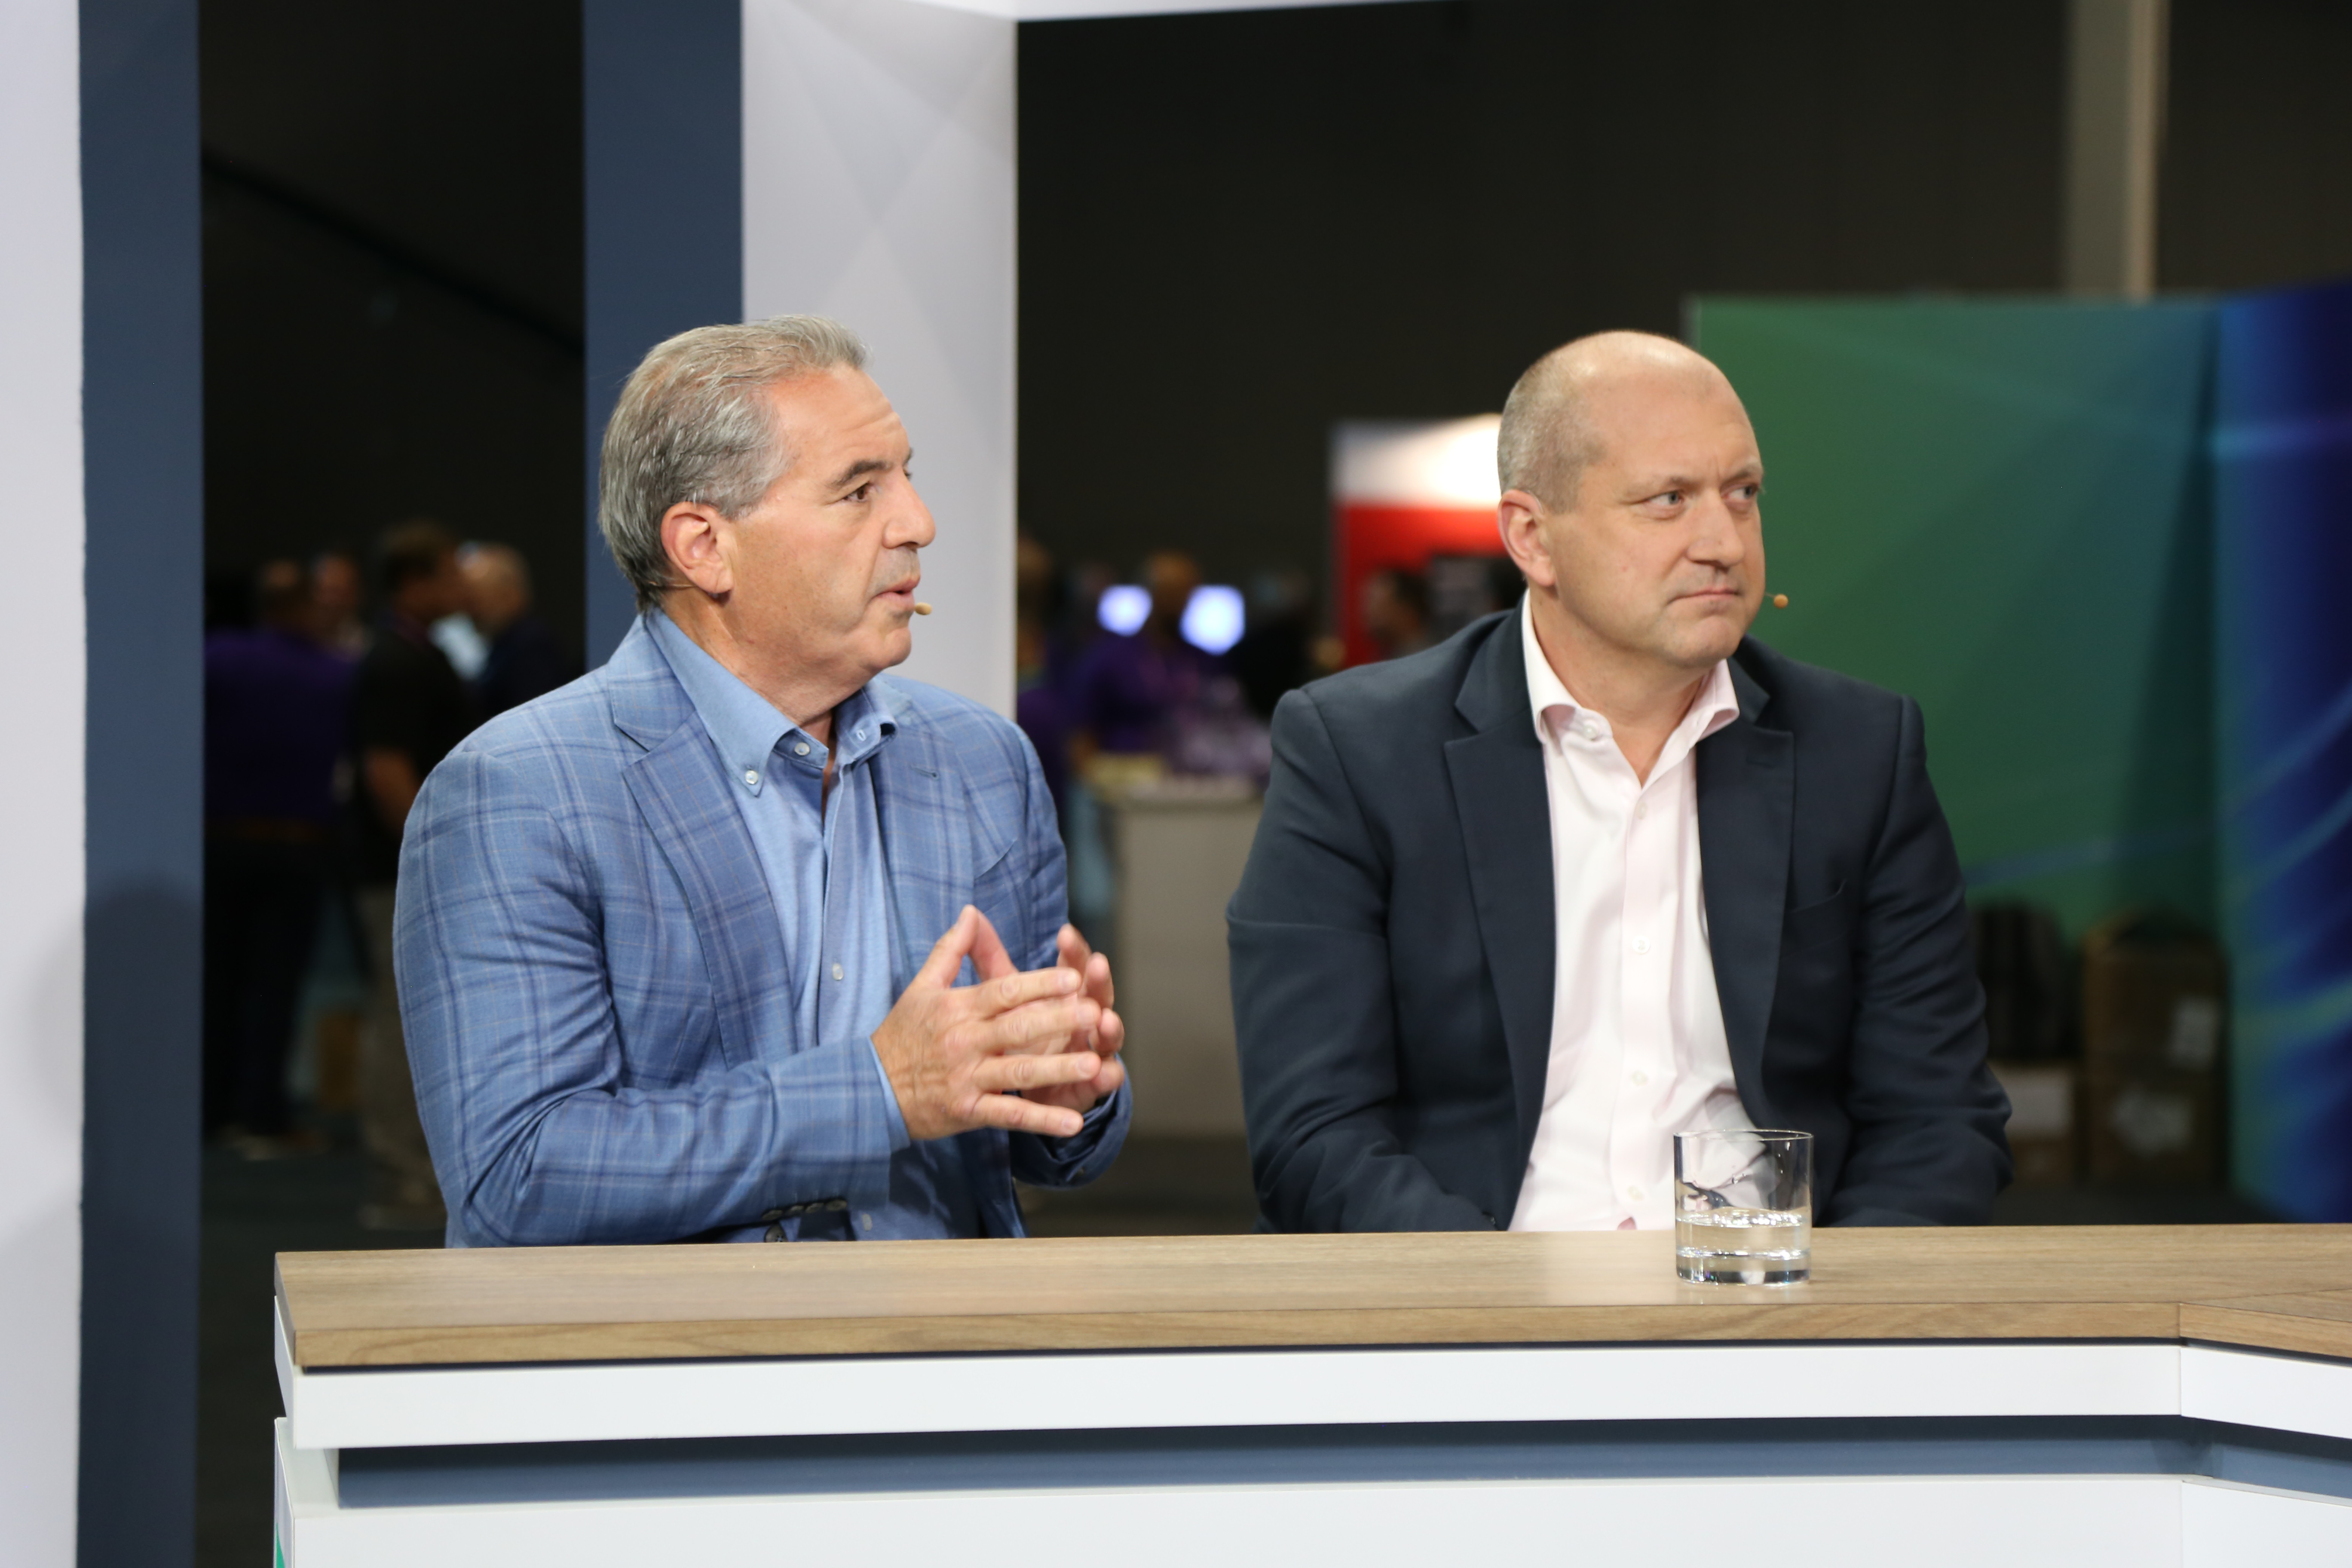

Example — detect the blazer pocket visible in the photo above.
[1781,883,1851,952]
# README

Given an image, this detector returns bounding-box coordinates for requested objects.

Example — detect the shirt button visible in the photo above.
[855,726,867,740]
[832,963,845,981]
[794,741,811,756]
[1580,723,1599,741]
[1630,1070,1649,1087]
[1627,1185,1646,1203]
[1635,801,1648,820]
[763,1224,785,1243]
[1632,936,1652,954]
[743,769,759,786]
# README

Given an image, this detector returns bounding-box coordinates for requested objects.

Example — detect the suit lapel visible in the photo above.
[1696,656,1794,1118]
[608,620,794,1070]
[1444,623,1556,1157]
[870,720,975,989]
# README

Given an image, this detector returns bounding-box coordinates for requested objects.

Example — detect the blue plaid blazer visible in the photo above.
[395,616,1130,1247]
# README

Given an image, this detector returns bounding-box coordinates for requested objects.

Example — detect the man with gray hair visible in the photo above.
[394,315,1129,1246]
[1231,331,2008,1234]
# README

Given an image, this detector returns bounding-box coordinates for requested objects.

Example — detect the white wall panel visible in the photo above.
[743,0,1016,715]
[0,2,85,1562]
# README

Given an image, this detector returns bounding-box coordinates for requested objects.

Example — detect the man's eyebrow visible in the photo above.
[824,454,898,492]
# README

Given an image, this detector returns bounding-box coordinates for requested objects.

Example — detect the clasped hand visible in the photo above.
[870,905,1126,1140]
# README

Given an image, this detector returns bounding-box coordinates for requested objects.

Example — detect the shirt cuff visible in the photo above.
[866,1039,912,1154]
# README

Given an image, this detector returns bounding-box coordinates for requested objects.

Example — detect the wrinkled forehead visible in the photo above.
[766,367,907,465]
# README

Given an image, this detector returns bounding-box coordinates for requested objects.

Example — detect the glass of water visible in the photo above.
[1674,1129,1813,1285]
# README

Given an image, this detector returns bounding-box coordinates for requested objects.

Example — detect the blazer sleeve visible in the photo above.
[1827,696,2013,1225]
[1003,725,1131,1188]
[1229,688,1497,1232]
[395,746,902,1246]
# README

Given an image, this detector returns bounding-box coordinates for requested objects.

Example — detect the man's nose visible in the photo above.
[888,482,937,550]
[1690,496,1746,565]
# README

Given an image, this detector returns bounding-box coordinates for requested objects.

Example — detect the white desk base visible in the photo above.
[273,1325,2352,1568]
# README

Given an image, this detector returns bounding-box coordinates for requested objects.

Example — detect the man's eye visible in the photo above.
[1651,491,1684,508]
[845,483,873,503]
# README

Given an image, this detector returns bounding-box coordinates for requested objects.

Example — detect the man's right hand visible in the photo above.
[870,905,1106,1140]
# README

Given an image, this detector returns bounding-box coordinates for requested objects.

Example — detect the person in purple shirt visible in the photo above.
[1070,550,1220,766]
[203,560,355,1149]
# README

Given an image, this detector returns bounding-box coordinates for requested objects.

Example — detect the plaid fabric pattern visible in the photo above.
[395,617,1129,1246]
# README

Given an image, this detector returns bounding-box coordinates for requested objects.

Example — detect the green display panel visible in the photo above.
[1693,299,2216,936]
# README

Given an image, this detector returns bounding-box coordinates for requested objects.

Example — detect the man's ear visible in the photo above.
[660,500,733,600]
[1497,489,1560,591]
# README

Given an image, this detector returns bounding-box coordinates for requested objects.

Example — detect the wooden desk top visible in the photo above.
[277,1225,2352,1369]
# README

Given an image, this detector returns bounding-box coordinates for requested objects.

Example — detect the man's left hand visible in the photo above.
[973,923,1126,1121]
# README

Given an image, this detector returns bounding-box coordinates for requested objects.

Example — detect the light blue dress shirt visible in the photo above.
[647,610,989,1241]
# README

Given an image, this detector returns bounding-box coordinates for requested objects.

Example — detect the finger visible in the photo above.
[1085,949,1115,1009]
[971,1092,1085,1139]
[1092,1006,1125,1057]
[974,963,1081,1017]
[1090,1056,1127,1099]
[913,906,981,989]
[968,908,1017,983]
[974,1049,1102,1094]
[978,996,1099,1055]
[1057,924,1090,973]
[1029,1054,1124,1112]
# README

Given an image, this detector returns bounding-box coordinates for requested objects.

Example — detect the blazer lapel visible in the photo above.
[611,626,793,1071]
[870,720,976,989]
[1696,655,1794,1119]
[1443,622,1556,1157]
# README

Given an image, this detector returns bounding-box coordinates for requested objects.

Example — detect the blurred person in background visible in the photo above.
[352,520,478,1228]
[1070,549,1216,770]
[1362,566,1434,659]
[310,548,370,656]
[1014,534,1072,819]
[463,542,579,719]
[203,559,354,1155]
[1229,568,1317,722]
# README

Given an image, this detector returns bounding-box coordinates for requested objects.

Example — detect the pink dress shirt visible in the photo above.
[1507,596,1753,1232]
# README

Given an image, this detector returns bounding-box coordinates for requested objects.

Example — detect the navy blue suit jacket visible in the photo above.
[1229,611,2009,1233]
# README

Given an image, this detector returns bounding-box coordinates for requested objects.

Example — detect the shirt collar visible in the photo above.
[646,609,896,797]
[1518,592,1740,751]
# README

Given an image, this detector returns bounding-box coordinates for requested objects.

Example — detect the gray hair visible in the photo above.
[598,314,870,609]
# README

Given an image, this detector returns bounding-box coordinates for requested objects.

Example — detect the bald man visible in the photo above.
[1230,332,2009,1233]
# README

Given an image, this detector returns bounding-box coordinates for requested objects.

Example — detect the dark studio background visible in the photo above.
[195,0,2352,634]
[1017,0,2352,590]
[202,0,585,654]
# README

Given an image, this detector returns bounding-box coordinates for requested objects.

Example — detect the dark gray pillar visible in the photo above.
[78,0,205,1562]
[582,0,744,665]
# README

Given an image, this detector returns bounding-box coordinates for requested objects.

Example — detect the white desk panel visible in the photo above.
[279,1302,2180,1452]
[2180,1343,2352,1444]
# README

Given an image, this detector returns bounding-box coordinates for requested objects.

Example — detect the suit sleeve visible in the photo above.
[1230,689,1496,1232]
[1004,724,1130,1188]
[395,747,902,1246]
[1827,696,2013,1225]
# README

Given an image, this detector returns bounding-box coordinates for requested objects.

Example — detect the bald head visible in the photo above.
[1497,332,1739,511]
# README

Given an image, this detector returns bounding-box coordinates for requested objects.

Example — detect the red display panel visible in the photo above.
[1333,502,1507,667]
